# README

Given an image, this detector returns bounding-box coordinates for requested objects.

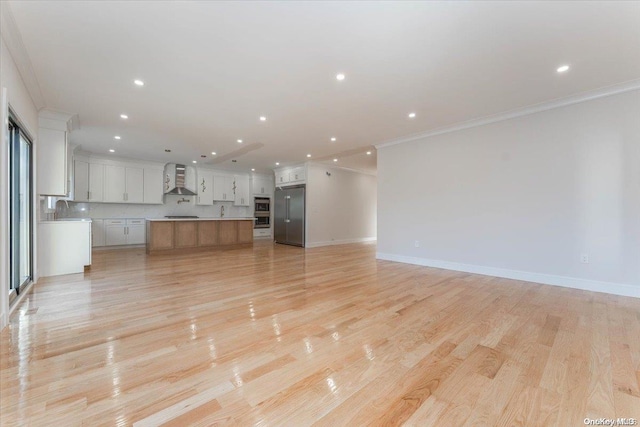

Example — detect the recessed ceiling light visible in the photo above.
[307,154,311,158]
[251,168,255,172]
[134,79,144,86]
[275,162,280,166]
[237,139,243,143]
[408,112,416,118]
[192,160,197,164]
[333,158,338,162]
[114,136,121,140]
[330,137,336,142]
[557,65,570,73]
[336,73,345,81]
[109,149,115,153]
[211,152,217,155]
[120,114,128,119]
[366,151,371,155]
[260,116,267,121]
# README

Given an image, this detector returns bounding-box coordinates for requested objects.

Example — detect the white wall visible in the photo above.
[377,89,640,298]
[306,163,377,247]
[0,36,40,329]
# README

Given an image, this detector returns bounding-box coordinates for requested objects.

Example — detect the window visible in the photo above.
[8,116,33,299]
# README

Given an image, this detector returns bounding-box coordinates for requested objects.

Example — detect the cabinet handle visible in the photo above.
[87,191,90,200]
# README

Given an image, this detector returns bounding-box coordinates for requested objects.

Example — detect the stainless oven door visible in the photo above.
[255,213,270,229]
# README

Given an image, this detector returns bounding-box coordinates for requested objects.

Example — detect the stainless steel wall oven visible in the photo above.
[254,197,271,229]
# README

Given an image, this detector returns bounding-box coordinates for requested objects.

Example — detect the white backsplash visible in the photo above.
[53,194,252,219]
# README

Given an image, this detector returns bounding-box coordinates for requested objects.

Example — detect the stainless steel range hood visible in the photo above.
[165,164,197,195]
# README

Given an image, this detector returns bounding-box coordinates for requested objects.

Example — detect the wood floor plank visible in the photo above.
[1,241,639,426]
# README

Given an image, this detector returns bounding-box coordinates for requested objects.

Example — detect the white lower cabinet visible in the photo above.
[127,219,146,245]
[104,218,146,246]
[92,219,105,247]
[105,219,127,246]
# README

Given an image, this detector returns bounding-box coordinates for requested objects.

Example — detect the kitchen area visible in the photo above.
[36,110,289,278]
[35,108,376,280]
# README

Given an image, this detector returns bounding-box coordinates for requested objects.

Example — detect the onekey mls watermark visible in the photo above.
[584,419,638,426]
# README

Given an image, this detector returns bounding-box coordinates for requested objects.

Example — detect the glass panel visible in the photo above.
[8,120,33,295]
[19,132,31,286]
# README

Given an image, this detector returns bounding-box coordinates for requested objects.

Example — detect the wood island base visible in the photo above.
[146,219,254,255]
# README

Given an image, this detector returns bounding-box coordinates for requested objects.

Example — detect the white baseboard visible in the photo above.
[307,237,377,248]
[376,252,639,299]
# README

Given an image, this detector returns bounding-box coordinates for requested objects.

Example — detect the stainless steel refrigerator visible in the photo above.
[274,185,305,247]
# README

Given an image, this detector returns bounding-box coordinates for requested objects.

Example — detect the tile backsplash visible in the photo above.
[51,195,252,220]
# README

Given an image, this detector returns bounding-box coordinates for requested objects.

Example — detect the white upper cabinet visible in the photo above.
[37,126,68,196]
[290,166,305,182]
[274,165,306,187]
[252,175,274,196]
[143,168,164,204]
[163,164,175,194]
[74,160,89,202]
[104,165,126,202]
[125,167,144,203]
[89,163,105,202]
[74,160,104,202]
[275,170,290,185]
[196,169,214,205]
[104,165,143,203]
[75,157,159,204]
[213,175,234,202]
[234,175,250,206]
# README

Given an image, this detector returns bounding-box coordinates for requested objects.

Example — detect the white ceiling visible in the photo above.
[7,1,640,174]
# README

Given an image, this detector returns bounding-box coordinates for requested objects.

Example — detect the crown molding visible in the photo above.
[0,2,46,110]
[376,79,640,149]
[308,161,377,177]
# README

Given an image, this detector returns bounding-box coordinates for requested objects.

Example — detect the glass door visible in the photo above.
[9,118,33,296]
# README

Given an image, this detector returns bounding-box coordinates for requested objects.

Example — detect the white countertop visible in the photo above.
[146,217,255,221]
[40,218,93,224]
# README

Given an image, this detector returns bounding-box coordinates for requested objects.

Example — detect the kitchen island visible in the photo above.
[146,218,254,254]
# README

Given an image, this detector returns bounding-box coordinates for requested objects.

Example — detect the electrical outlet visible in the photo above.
[414,240,420,248]
[580,254,589,264]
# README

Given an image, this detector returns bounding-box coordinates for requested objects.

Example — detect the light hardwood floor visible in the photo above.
[1,241,639,426]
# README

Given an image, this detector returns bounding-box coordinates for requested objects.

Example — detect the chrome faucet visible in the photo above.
[220,205,225,218]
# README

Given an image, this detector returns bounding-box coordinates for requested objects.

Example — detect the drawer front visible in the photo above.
[127,219,145,225]
[105,219,125,226]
